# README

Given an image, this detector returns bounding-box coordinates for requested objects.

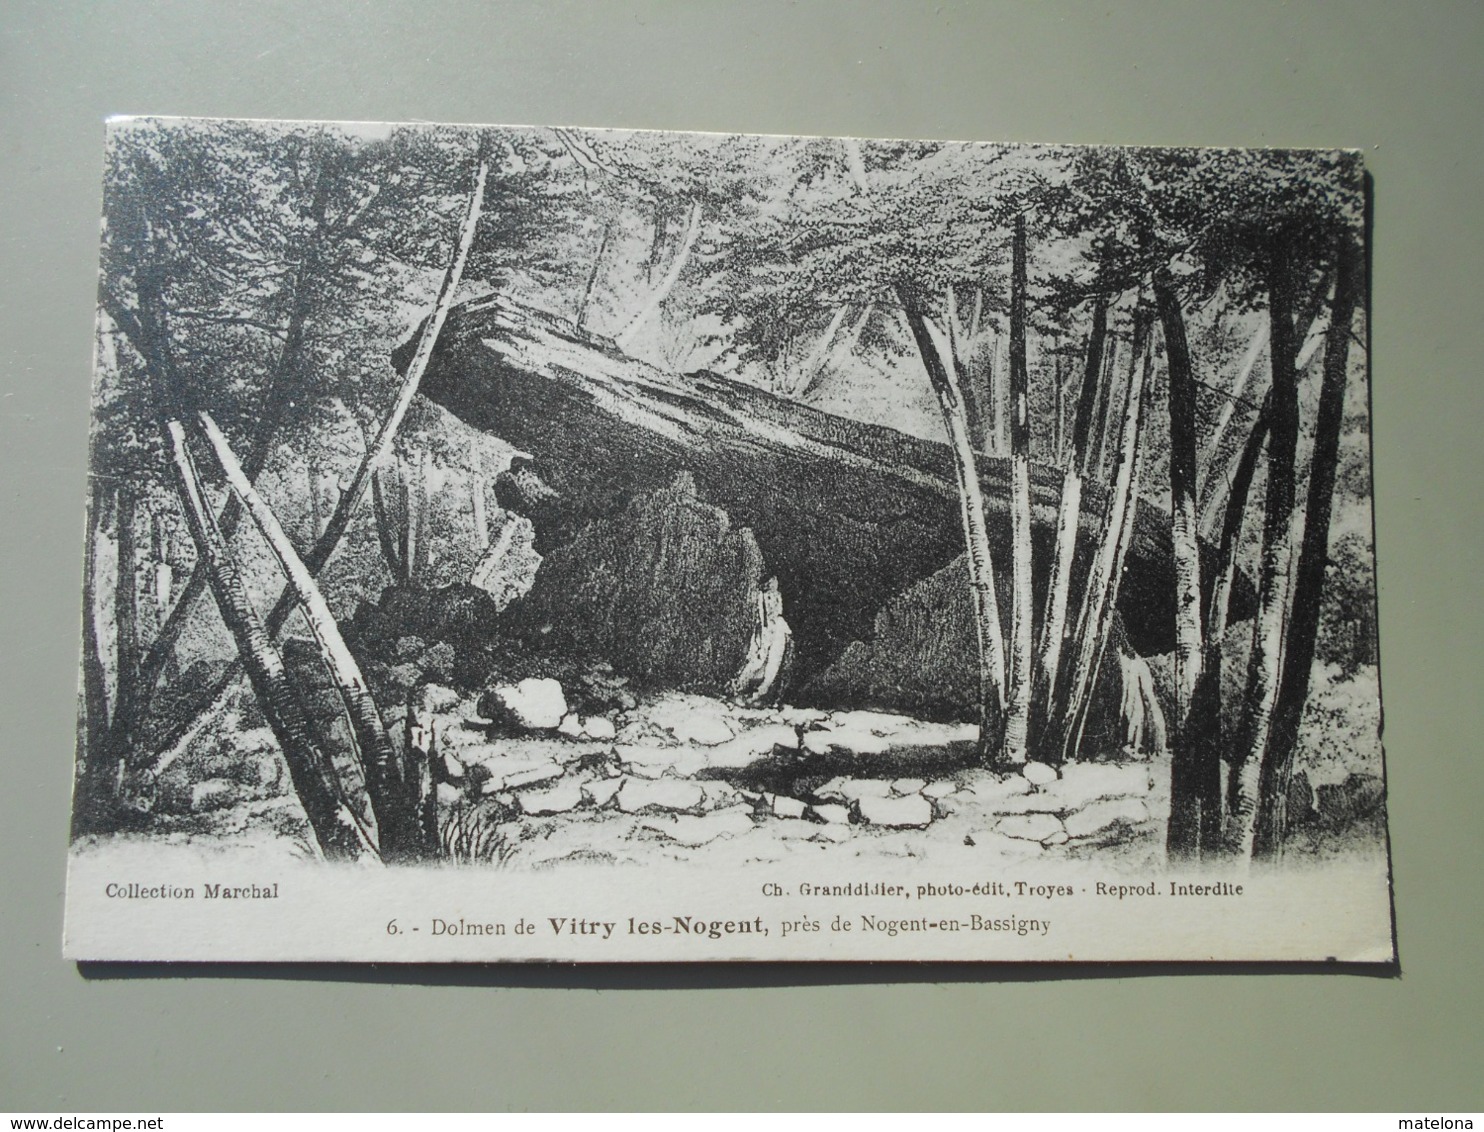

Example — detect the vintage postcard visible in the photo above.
[64,118,1391,962]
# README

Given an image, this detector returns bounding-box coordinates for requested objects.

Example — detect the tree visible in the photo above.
[1002,213,1035,763]
[899,286,1007,759]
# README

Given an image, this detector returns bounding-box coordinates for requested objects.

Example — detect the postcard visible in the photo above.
[64,118,1390,962]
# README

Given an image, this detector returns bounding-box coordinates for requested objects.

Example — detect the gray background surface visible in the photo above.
[2,0,1480,1112]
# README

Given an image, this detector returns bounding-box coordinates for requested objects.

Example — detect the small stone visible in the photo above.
[637,694,737,746]
[809,803,851,825]
[700,781,743,810]
[771,794,809,819]
[960,772,1032,800]
[478,677,568,732]
[1041,829,1070,846]
[581,777,624,809]
[1063,797,1149,839]
[416,683,461,715]
[815,777,893,804]
[499,760,564,791]
[922,779,958,800]
[583,716,617,741]
[891,777,927,796]
[994,813,1065,842]
[646,809,757,847]
[1022,761,1059,787]
[856,793,934,828]
[557,713,585,739]
[810,824,853,843]
[801,710,977,760]
[517,780,585,816]
[616,777,706,814]
[439,751,466,782]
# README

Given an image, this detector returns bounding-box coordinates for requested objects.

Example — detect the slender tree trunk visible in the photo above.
[1052,348,1066,469]
[1227,235,1303,858]
[616,199,702,351]
[74,475,116,835]
[1185,390,1273,855]
[307,459,323,541]
[470,440,488,550]
[1200,323,1268,507]
[400,461,418,585]
[1157,270,1217,859]
[1035,294,1108,759]
[797,302,874,401]
[994,332,1011,454]
[128,213,376,860]
[371,466,405,581]
[112,483,140,760]
[1003,216,1035,764]
[144,147,492,769]
[1209,395,1270,644]
[1090,333,1122,483]
[794,305,850,394]
[199,411,437,860]
[1253,234,1363,860]
[1061,310,1152,764]
[102,158,342,765]
[576,221,612,331]
[898,286,1007,761]
[165,419,376,862]
[410,449,430,579]
[842,137,869,193]
[258,150,489,635]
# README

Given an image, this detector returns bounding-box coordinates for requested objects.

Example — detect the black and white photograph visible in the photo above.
[63,117,1390,962]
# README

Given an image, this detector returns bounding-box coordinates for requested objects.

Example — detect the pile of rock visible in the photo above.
[409,679,1167,866]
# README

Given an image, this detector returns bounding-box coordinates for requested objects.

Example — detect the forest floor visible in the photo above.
[71,666,1387,871]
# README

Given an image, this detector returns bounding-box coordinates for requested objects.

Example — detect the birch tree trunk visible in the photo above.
[256,150,489,637]
[1227,235,1303,858]
[794,305,851,395]
[898,286,1007,761]
[1035,294,1108,759]
[198,411,437,860]
[1200,323,1267,508]
[165,419,376,862]
[616,199,702,351]
[1002,215,1034,764]
[1253,234,1363,860]
[1157,270,1218,858]
[104,159,342,764]
[1090,333,1122,484]
[1060,311,1152,764]
[140,146,491,771]
[797,302,874,402]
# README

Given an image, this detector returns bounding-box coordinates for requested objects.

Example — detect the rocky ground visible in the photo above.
[108,666,1385,869]
[395,681,1164,868]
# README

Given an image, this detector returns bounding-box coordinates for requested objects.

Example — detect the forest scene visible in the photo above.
[72,118,1384,875]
